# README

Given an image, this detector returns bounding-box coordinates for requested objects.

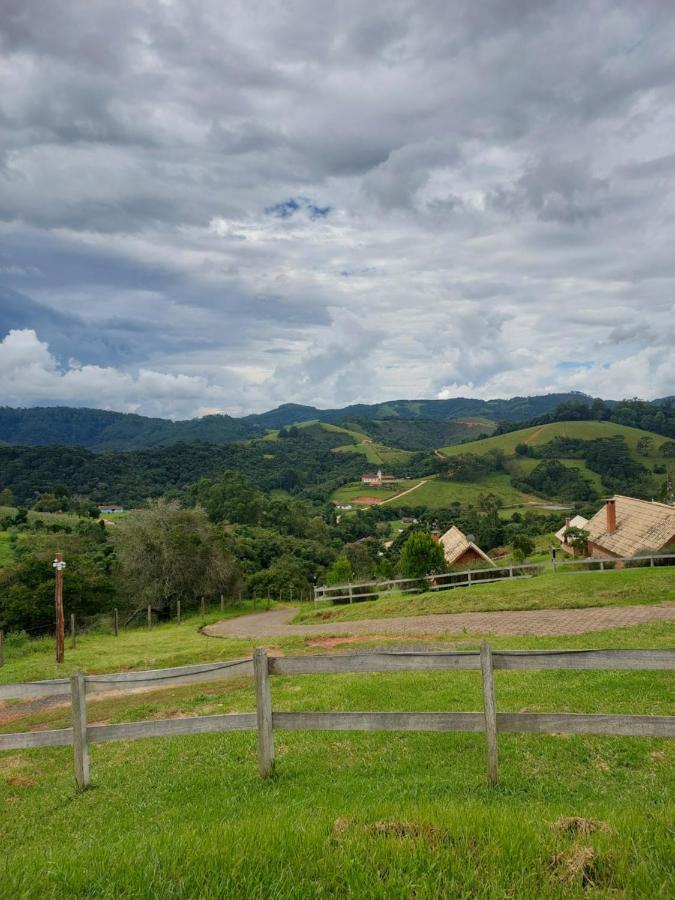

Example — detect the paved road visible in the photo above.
[203,603,675,640]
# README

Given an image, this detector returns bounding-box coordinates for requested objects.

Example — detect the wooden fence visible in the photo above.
[1,647,673,790]
[314,562,545,603]
[315,552,675,603]
[554,552,675,573]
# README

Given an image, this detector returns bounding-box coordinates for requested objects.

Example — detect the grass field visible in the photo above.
[440,420,670,459]
[1,618,673,898]
[296,568,675,623]
[331,478,421,505]
[331,473,533,509]
[388,473,530,509]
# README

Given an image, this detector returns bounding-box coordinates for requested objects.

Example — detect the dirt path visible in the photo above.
[203,603,675,640]
[380,479,428,505]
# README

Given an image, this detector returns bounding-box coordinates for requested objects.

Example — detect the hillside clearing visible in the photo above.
[439,420,670,459]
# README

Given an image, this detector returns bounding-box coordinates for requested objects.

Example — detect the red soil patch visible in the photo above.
[352,495,383,506]
[306,635,388,648]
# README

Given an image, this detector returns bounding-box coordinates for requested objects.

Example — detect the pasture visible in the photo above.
[1,620,673,898]
[439,420,670,459]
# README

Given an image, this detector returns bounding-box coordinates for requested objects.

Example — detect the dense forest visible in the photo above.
[0,392,599,450]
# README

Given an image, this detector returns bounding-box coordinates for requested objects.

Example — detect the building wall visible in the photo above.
[452,547,488,568]
[587,542,621,560]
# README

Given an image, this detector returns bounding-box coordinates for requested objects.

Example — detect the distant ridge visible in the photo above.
[0,394,591,450]
[1,392,671,450]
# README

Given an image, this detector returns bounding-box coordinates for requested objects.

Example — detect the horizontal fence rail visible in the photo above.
[554,552,675,573]
[1,648,673,787]
[314,563,545,603]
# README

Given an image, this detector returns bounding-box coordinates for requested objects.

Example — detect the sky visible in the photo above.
[1,0,674,419]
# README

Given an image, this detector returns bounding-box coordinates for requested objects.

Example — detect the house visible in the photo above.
[435,525,496,568]
[98,503,124,514]
[555,514,589,555]
[361,469,398,486]
[584,496,675,559]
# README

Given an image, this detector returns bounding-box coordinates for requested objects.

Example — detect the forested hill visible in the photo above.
[0,427,366,506]
[244,392,594,428]
[2,393,673,451]
[0,393,590,450]
[0,406,260,450]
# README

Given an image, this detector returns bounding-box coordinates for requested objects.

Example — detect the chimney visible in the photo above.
[431,530,441,543]
[606,499,616,534]
[565,517,571,528]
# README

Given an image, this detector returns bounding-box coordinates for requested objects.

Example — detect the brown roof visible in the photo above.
[439,526,495,567]
[586,496,675,557]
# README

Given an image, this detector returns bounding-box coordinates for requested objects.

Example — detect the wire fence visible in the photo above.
[0,593,258,666]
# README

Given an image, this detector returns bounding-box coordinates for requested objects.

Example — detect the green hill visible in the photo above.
[439,420,670,457]
[439,420,672,502]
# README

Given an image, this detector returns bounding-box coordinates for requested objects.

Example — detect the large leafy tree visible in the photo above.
[113,500,241,612]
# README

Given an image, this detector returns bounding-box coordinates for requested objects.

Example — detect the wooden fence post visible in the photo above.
[113,608,119,637]
[147,605,152,629]
[70,613,76,650]
[200,596,206,617]
[253,648,274,778]
[176,599,181,624]
[480,642,499,785]
[220,593,224,612]
[0,629,4,667]
[71,671,90,790]
[348,583,353,604]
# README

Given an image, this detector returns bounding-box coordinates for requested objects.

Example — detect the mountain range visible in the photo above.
[0,392,672,451]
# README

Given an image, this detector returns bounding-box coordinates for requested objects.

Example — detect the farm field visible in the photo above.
[331,474,533,509]
[0,621,673,898]
[331,478,421,505]
[296,568,675,622]
[386,473,530,509]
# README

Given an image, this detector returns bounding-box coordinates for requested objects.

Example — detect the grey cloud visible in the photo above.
[0,0,674,414]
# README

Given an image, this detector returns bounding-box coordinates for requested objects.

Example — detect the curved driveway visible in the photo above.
[203,603,675,640]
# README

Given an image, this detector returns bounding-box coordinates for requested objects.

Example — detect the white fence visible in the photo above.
[1,647,673,789]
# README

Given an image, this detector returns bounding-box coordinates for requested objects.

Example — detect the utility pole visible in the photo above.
[53,552,66,664]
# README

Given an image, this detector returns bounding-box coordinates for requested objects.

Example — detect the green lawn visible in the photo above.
[0,604,286,686]
[295,569,675,623]
[1,621,673,898]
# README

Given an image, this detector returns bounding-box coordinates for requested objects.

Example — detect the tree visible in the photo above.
[197,471,264,525]
[563,526,589,555]
[113,500,240,612]
[398,532,446,579]
[325,555,352,585]
[247,554,311,599]
[0,487,15,507]
[511,533,534,558]
[636,436,654,457]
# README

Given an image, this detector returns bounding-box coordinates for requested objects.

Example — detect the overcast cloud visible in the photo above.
[0,0,674,417]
